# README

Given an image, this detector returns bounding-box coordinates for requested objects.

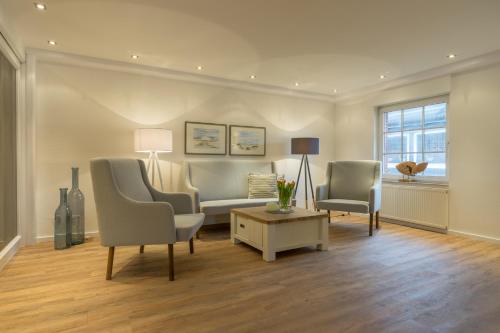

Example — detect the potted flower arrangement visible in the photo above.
[277,177,295,213]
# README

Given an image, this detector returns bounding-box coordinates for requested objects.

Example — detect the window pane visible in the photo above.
[402,130,423,153]
[383,154,401,175]
[384,132,401,154]
[384,110,401,132]
[424,103,446,128]
[403,107,422,130]
[424,153,446,177]
[403,153,423,164]
[424,128,446,152]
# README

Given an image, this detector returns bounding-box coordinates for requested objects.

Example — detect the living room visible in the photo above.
[1,1,499,332]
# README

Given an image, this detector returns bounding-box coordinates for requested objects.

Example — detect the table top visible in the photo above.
[231,206,328,224]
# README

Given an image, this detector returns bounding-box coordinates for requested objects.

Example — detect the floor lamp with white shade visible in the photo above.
[134,128,172,191]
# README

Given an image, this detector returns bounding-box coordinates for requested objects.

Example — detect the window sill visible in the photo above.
[382,178,449,189]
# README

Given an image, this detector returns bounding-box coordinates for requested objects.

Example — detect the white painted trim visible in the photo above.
[37,231,99,243]
[381,217,447,234]
[336,49,500,104]
[17,54,37,246]
[448,229,500,244]
[0,235,21,271]
[0,30,21,69]
[26,48,335,102]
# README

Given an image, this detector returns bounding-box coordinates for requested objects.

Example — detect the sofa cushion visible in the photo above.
[200,198,278,216]
[316,199,369,214]
[248,173,278,199]
[187,161,274,201]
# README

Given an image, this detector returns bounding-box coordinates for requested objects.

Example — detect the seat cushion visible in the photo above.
[175,213,205,241]
[200,198,278,216]
[316,199,370,214]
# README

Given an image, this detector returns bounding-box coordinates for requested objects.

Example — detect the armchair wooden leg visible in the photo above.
[376,211,380,229]
[189,238,194,254]
[106,247,115,280]
[369,213,374,236]
[327,210,331,223]
[168,244,174,281]
[139,245,144,253]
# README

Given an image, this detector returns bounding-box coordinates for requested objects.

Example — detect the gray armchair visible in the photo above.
[90,158,204,281]
[316,160,381,236]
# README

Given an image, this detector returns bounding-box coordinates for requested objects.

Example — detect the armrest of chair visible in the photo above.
[184,183,201,212]
[369,183,382,213]
[316,183,329,201]
[150,190,194,214]
[100,195,177,246]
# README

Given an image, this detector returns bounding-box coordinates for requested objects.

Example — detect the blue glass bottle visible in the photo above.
[68,167,85,245]
[54,188,72,250]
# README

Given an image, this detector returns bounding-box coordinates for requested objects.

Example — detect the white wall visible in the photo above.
[35,61,335,239]
[335,65,500,240]
[448,65,500,239]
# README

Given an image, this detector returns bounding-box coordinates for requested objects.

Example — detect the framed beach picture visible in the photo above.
[229,125,266,156]
[185,121,227,155]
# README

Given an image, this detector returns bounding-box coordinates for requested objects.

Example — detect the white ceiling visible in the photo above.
[2,0,500,96]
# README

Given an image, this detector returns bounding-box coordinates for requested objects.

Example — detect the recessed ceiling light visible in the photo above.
[34,3,47,10]
[249,75,256,79]
[295,82,299,87]
[447,54,456,59]
[47,40,57,46]
[379,74,386,79]
[333,89,338,94]
[197,65,203,70]
[131,54,139,60]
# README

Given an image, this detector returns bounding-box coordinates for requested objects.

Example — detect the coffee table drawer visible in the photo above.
[236,216,263,248]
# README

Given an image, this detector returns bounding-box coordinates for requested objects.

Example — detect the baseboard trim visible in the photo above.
[36,231,99,243]
[380,217,447,234]
[0,235,21,271]
[448,229,500,244]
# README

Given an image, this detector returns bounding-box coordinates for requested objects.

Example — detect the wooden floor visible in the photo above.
[1,215,500,333]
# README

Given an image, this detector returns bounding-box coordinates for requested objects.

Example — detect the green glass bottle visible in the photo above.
[54,188,72,250]
[68,167,85,245]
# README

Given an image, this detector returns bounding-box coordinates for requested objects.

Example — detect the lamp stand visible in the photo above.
[293,154,316,209]
[146,151,164,191]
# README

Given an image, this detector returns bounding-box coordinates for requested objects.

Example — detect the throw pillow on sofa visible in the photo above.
[248,173,278,199]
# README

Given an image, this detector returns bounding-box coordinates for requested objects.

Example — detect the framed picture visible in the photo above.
[185,121,227,155]
[229,125,266,156]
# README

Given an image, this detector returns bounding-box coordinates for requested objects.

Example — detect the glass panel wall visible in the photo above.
[0,49,17,251]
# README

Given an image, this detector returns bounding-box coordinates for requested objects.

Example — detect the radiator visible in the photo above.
[380,183,449,230]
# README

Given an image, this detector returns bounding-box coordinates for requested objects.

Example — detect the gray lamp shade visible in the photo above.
[291,137,319,155]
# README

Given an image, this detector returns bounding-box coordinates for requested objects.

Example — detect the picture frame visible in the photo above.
[185,121,227,155]
[229,125,266,156]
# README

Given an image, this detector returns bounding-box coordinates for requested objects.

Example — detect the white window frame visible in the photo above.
[378,95,449,184]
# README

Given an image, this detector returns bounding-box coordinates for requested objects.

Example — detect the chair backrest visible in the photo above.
[328,160,381,201]
[185,160,275,201]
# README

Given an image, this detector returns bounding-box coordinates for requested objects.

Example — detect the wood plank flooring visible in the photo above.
[1,215,500,333]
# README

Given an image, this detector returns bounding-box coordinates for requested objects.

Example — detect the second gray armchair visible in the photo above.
[90,158,204,281]
[316,160,382,236]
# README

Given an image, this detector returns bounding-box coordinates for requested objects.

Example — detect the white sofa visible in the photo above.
[184,160,279,225]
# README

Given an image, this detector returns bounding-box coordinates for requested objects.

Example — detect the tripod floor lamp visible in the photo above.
[134,128,173,191]
[291,137,319,209]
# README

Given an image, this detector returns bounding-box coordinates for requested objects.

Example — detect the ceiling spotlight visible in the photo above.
[47,40,57,46]
[197,65,203,70]
[295,82,299,87]
[131,54,139,60]
[249,75,256,79]
[34,3,47,10]
[333,89,338,94]
[447,54,456,59]
[379,74,386,79]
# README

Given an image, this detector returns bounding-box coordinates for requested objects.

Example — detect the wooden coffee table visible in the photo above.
[230,206,329,262]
